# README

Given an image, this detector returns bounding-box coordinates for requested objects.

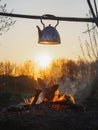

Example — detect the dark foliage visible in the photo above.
[0,75,36,94]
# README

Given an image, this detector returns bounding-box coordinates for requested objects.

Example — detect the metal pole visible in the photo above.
[87,0,96,18]
[87,0,98,27]
[94,0,98,16]
[0,12,97,23]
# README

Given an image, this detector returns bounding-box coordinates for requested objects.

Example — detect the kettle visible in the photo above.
[37,14,61,45]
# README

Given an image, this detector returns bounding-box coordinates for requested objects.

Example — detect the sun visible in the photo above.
[36,54,52,68]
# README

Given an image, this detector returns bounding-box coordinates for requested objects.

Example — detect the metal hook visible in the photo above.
[40,14,59,28]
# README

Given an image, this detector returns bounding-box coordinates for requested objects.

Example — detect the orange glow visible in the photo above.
[70,95,76,104]
[24,97,34,105]
[24,89,76,110]
[51,90,75,104]
[35,54,52,68]
[52,90,65,102]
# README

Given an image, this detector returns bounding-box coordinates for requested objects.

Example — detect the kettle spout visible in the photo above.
[36,26,42,39]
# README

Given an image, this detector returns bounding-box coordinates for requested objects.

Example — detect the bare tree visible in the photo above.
[0,0,16,35]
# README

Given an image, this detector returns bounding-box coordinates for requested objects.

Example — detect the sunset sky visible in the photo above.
[0,0,97,64]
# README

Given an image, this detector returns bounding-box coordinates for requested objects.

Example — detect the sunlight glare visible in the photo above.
[36,54,52,68]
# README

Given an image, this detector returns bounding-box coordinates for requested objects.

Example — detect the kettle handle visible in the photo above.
[40,14,59,28]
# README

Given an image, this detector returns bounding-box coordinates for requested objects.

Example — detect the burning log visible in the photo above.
[43,84,59,101]
[24,83,85,111]
[48,93,85,111]
[31,89,42,105]
[24,84,59,105]
[24,89,42,105]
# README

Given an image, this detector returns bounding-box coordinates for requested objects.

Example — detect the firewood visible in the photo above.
[31,89,42,105]
[44,84,59,101]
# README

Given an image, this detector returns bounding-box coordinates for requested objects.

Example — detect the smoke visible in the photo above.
[56,77,77,96]
[36,75,95,104]
[56,76,94,104]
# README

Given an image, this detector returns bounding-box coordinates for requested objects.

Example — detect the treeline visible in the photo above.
[0,58,96,94]
[0,60,35,77]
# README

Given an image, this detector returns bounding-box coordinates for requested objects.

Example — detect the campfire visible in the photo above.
[24,89,75,104]
[0,82,85,116]
[24,84,84,111]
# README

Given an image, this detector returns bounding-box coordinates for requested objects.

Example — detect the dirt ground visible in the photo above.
[0,103,98,130]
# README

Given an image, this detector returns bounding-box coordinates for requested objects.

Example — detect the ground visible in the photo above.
[0,102,98,130]
[0,93,98,130]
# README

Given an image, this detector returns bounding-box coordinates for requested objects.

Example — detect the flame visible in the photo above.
[52,90,65,102]
[52,95,65,102]
[70,95,76,104]
[24,89,76,111]
[51,90,76,110]
[24,97,34,105]
[51,90,75,104]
